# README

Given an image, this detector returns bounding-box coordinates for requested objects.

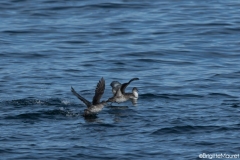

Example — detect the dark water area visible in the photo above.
[1,0,240,159]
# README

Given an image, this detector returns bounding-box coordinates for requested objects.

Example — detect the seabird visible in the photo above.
[71,77,107,116]
[107,78,139,104]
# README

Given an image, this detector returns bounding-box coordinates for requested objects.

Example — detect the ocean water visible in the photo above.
[1,0,240,159]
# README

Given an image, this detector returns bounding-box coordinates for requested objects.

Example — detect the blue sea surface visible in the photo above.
[1,0,240,159]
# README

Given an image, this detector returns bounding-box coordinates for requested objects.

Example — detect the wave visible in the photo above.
[151,125,237,135]
[140,93,204,100]
[4,108,81,120]
[3,98,71,106]
[81,2,150,9]
[1,97,80,120]
[208,93,238,98]
[222,99,240,108]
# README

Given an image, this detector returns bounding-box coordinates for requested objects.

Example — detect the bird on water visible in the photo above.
[71,77,107,117]
[107,78,139,104]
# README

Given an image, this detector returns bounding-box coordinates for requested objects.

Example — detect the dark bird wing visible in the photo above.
[92,77,105,105]
[71,86,92,107]
[120,78,139,94]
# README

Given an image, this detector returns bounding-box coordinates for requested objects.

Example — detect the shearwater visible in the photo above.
[71,77,107,116]
[107,78,139,104]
